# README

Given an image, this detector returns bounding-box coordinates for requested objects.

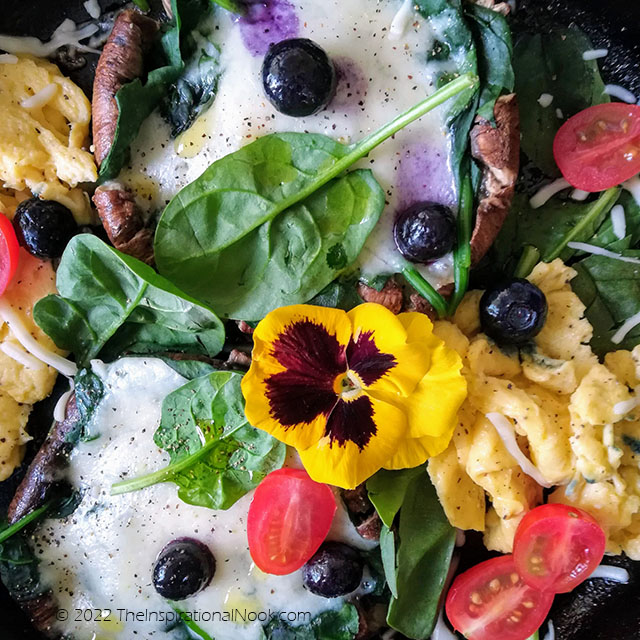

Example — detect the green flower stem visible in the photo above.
[0,501,52,545]
[514,244,541,279]
[111,440,219,496]
[402,268,448,318]
[526,631,540,640]
[448,172,474,315]
[542,187,621,262]
[169,603,214,640]
[264,73,479,226]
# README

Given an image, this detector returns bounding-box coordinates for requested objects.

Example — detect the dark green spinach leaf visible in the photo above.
[154,76,476,320]
[380,524,398,598]
[99,0,211,180]
[111,371,285,509]
[366,467,423,528]
[261,603,359,640]
[33,235,225,369]
[385,471,455,640]
[514,27,609,175]
[69,367,105,443]
[0,531,44,602]
[307,278,363,311]
[157,356,218,380]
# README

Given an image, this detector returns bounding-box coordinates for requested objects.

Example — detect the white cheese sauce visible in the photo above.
[31,358,373,640]
[128,0,455,289]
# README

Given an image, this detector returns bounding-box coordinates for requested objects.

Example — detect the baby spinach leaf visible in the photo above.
[366,467,423,528]
[161,33,222,137]
[307,277,363,311]
[261,603,359,640]
[154,75,477,321]
[380,524,398,598]
[514,27,609,175]
[99,0,211,181]
[70,367,105,443]
[386,471,455,640]
[0,531,45,602]
[111,371,286,510]
[157,356,218,380]
[33,234,225,368]
[210,0,244,12]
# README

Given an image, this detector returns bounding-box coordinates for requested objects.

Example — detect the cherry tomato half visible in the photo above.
[553,102,640,191]
[513,503,606,594]
[0,213,19,296]
[247,468,336,575]
[445,555,554,640]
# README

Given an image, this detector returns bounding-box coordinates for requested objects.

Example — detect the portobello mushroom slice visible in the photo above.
[469,93,520,265]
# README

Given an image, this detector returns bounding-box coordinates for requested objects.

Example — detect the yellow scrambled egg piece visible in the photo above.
[429,259,640,559]
[0,55,96,223]
[0,249,63,481]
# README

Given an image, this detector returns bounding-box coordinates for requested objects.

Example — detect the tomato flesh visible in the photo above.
[247,467,336,575]
[0,213,19,296]
[513,503,606,594]
[445,555,554,640]
[553,103,640,191]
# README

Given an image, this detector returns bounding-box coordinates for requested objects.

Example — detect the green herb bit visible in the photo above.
[132,0,150,10]
[211,0,245,12]
[0,502,52,545]
[542,187,621,262]
[402,268,448,318]
[448,172,474,315]
[169,603,214,640]
[514,244,541,279]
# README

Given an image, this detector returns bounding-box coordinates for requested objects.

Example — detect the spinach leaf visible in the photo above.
[69,367,105,443]
[210,0,244,12]
[154,75,477,321]
[492,190,621,274]
[386,471,455,640]
[366,467,423,528]
[380,524,398,598]
[514,27,609,175]
[307,278,363,311]
[99,0,210,181]
[0,531,45,602]
[261,603,359,640]
[465,3,514,121]
[33,235,225,369]
[0,504,51,546]
[157,356,217,380]
[161,32,222,137]
[111,371,286,510]
[132,0,150,10]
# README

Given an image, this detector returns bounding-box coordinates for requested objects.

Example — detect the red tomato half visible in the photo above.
[513,503,606,594]
[247,468,336,575]
[553,103,640,191]
[0,213,19,295]
[445,555,554,640]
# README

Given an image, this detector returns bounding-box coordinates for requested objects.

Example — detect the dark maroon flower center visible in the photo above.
[264,319,397,449]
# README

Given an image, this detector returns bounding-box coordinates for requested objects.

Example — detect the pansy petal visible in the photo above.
[347,304,431,397]
[385,418,458,469]
[252,304,352,376]
[398,311,441,350]
[299,394,408,489]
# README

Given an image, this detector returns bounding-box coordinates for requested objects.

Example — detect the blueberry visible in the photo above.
[302,541,363,598]
[480,278,548,346]
[262,38,336,117]
[152,538,215,601]
[14,198,77,259]
[393,202,456,264]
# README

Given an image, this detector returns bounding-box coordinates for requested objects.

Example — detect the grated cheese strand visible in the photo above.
[611,204,627,240]
[543,620,555,640]
[582,49,608,61]
[0,342,46,370]
[485,412,554,488]
[614,396,640,415]
[604,84,637,104]
[589,565,630,583]
[611,310,640,345]
[567,241,640,265]
[0,299,77,377]
[388,0,414,42]
[21,83,59,110]
[53,380,75,423]
[530,178,571,209]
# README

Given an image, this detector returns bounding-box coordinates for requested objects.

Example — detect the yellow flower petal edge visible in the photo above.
[241,303,468,489]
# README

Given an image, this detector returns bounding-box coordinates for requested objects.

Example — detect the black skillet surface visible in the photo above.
[1,0,640,638]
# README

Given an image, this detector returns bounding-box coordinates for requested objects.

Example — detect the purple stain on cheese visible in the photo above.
[330,57,369,112]
[237,0,300,57]
[396,143,457,211]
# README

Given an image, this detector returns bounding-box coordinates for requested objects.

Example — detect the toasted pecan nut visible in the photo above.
[92,10,158,167]
[469,93,520,265]
[93,185,154,264]
[357,278,403,315]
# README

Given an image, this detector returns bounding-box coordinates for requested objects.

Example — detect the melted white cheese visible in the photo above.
[129,0,455,289]
[32,358,372,640]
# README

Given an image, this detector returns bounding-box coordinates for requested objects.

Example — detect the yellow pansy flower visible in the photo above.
[241,303,467,489]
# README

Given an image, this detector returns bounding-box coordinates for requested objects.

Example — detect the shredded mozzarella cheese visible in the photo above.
[604,84,637,104]
[612,310,640,345]
[83,0,101,19]
[20,83,59,109]
[0,342,46,370]
[614,396,640,415]
[537,93,554,108]
[0,54,18,64]
[0,299,77,377]
[530,178,571,209]
[431,611,457,640]
[571,188,590,201]
[611,204,627,240]
[555,107,564,119]
[0,19,99,57]
[53,381,75,423]
[582,48,608,61]
[543,620,555,640]
[485,413,553,488]
[388,0,414,42]
[589,565,630,583]
[624,175,640,206]
[567,241,640,265]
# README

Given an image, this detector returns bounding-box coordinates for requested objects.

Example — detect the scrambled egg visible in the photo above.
[429,259,640,560]
[0,248,63,481]
[0,55,96,223]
